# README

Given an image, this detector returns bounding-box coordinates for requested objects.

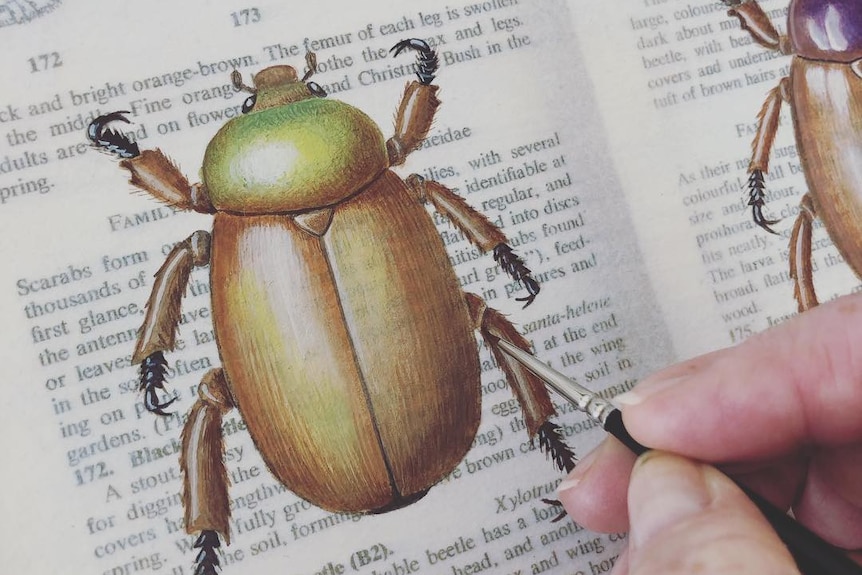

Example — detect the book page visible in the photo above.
[1,1,683,574]
[569,0,861,358]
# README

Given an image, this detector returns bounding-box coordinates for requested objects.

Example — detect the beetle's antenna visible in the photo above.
[302,52,318,82]
[231,70,256,93]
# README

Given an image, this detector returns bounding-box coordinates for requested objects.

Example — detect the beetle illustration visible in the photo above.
[87,40,575,574]
[724,0,862,310]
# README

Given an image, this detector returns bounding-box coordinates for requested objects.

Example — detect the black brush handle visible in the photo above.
[603,408,862,575]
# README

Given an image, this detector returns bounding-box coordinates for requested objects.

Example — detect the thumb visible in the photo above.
[624,451,798,575]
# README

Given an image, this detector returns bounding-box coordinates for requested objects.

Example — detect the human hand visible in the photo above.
[557,293,862,573]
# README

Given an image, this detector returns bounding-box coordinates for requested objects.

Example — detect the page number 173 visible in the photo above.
[231,7,261,26]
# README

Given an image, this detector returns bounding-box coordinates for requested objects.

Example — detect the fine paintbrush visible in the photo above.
[496,339,862,575]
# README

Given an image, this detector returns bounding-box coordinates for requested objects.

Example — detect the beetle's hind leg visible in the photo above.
[180,368,235,575]
[464,293,576,471]
[135,231,211,416]
[790,194,819,311]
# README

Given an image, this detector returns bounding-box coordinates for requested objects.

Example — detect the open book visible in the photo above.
[1,0,854,573]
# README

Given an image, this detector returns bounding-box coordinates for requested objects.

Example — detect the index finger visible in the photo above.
[619,293,862,462]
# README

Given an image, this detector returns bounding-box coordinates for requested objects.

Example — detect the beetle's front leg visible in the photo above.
[135,231,211,415]
[465,293,576,472]
[387,39,441,166]
[406,174,540,306]
[88,112,214,213]
[180,368,234,575]
[747,77,790,234]
[790,194,819,311]
[721,1,790,53]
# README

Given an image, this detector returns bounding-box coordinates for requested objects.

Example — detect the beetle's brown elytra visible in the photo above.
[88,39,573,574]
[728,0,862,310]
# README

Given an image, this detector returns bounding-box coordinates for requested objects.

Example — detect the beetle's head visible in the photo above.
[202,54,388,215]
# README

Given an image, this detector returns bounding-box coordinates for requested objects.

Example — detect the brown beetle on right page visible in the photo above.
[725,0,862,310]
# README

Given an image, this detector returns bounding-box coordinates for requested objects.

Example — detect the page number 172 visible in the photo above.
[28,52,63,73]
[231,7,261,26]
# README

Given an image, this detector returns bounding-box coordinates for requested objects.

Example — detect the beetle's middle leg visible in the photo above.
[135,230,211,415]
[746,76,790,234]
[406,175,540,306]
[789,194,819,311]
[180,368,234,575]
[464,293,576,474]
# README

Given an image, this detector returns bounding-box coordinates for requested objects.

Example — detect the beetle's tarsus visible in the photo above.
[748,169,780,234]
[140,351,176,416]
[494,244,540,307]
[537,422,575,523]
[88,111,141,159]
[540,498,568,523]
[537,420,577,474]
[391,38,438,85]
[192,530,221,575]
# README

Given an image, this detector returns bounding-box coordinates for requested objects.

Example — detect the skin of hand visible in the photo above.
[557,292,862,573]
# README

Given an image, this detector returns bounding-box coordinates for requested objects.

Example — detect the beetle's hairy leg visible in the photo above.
[181,368,234,575]
[88,112,214,213]
[789,194,819,311]
[387,39,440,166]
[466,294,577,481]
[407,175,540,306]
[120,150,215,213]
[467,296,577,522]
[721,1,791,53]
[467,295,548,431]
[748,78,789,235]
[135,231,211,416]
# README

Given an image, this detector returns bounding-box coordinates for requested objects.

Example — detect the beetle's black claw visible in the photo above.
[87,111,140,159]
[540,498,569,523]
[515,277,540,308]
[390,38,438,85]
[747,169,780,235]
[192,530,221,575]
[752,206,781,235]
[140,351,176,416]
[494,243,541,306]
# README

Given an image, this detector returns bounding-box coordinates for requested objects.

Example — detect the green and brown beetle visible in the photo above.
[88,39,574,574]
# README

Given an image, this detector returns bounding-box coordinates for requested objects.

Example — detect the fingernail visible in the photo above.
[615,375,688,406]
[556,445,600,496]
[629,452,712,549]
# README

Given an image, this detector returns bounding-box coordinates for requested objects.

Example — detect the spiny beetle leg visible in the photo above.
[87,111,141,159]
[537,422,576,523]
[390,38,439,85]
[537,421,576,474]
[192,530,220,575]
[540,499,568,523]
[747,169,780,235]
[139,351,177,416]
[494,243,540,307]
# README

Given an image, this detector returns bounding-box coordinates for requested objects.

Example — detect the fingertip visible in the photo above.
[557,438,636,533]
[625,452,799,574]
